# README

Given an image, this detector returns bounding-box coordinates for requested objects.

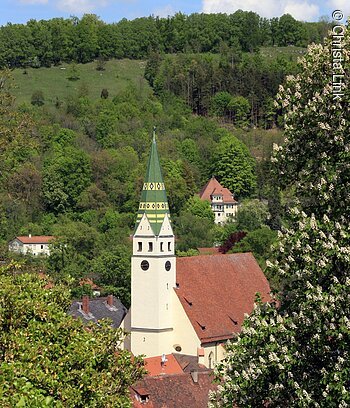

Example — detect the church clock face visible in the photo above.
[165,261,171,271]
[141,260,149,271]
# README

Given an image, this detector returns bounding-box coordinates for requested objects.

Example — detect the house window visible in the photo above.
[41,245,44,249]
[138,242,142,252]
[168,242,171,251]
[148,242,153,252]
[160,242,164,252]
[208,352,214,369]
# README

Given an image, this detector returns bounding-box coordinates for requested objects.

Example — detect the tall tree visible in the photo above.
[0,262,144,406]
[211,133,256,198]
[211,27,350,407]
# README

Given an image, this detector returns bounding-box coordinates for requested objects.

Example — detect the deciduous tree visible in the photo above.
[0,262,144,407]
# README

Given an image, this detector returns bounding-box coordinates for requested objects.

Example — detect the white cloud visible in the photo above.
[284,1,319,21]
[202,0,320,21]
[56,0,108,14]
[328,0,350,21]
[153,4,176,18]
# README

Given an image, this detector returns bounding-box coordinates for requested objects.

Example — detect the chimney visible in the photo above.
[29,234,32,238]
[161,354,167,367]
[107,295,113,306]
[190,370,198,383]
[82,295,90,314]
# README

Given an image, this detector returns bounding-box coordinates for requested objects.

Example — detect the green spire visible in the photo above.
[135,129,170,236]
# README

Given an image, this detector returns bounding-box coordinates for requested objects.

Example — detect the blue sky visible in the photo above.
[1,0,348,26]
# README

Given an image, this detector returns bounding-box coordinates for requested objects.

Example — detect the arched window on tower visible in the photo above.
[148,242,153,252]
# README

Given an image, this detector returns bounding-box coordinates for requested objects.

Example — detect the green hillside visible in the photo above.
[11,59,151,106]
[260,45,306,61]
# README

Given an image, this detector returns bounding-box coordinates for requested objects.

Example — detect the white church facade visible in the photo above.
[123,132,271,368]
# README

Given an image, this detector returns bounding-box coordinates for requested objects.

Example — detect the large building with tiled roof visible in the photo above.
[124,131,271,369]
[8,235,55,256]
[199,176,239,224]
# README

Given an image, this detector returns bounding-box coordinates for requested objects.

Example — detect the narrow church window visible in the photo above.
[148,242,153,252]
[166,283,169,289]
[160,242,164,252]
[166,303,168,310]
[168,242,171,251]
[138,242,142,252]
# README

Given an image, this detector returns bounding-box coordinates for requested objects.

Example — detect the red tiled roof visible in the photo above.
[197,247,220,255]
[176,253,271,344]
[131,371,216,408]
[199,177,237,203]
[79,278,101,290]
[144,354,183,377]
[15,236,55,244]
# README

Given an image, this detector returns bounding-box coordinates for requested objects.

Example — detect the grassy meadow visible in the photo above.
[11,59,151,106]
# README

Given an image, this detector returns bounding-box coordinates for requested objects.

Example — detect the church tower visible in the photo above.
[130,130,176,357]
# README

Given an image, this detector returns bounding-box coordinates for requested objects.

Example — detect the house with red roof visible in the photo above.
[199,176,239,224]
[8,235,55,256]
[130,354,216,408]
[123,131,271,370]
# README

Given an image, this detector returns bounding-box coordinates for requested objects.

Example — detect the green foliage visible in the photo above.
[0,262,144,407]
[211,29,350,407]
[176,248,200,257]
[212,133,257,198]
[183,195,214,222]
[228,95,250,127]
[236,199,269,231]
[100,88,108,99]
[211,91,232,117]
[30,90,45,106]
[42,147,92,213]
[92,246,132,308]
[0,13,327,70]
[67,62,80,81]
[174,212,215,251]
[231,226,277,268]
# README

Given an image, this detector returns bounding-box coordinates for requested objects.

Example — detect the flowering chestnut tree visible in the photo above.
[211,26,350,407]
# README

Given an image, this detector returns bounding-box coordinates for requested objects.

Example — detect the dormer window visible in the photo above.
[148,242,153,252]
[138,242,142,252]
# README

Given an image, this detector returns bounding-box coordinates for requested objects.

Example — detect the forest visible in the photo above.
[0,11,321,304]
[0,12,329,67]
